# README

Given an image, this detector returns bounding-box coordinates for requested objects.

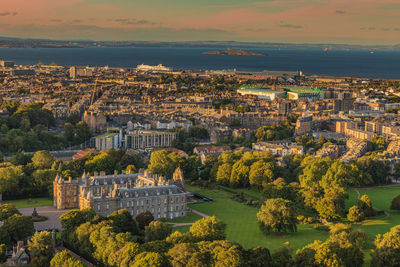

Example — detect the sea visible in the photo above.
[0,46,399,79]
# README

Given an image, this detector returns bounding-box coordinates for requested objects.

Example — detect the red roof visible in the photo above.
[72,148,97,159]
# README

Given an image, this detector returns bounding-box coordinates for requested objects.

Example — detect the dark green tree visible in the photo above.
[257,198,297,234]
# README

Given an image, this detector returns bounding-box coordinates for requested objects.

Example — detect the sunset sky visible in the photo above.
[0,0,399,45]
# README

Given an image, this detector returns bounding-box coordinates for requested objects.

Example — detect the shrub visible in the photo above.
[347,206,365,223]
[390,194,400,210]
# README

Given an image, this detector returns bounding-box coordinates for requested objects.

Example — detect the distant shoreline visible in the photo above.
[203,49,267,56]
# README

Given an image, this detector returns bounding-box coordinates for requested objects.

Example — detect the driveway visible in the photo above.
[18,206,68,231]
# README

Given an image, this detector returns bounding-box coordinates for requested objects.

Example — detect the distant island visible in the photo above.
[203,49,267,56]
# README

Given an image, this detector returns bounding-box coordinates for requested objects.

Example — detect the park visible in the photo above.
[168,184,400,266]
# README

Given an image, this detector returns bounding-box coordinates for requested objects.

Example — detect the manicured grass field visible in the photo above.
[218,185,263,200]
[345,186,400,265]
[186,185,329,252]
[3,197,53,208]
[174,225,191,233]
[167,212,202,223]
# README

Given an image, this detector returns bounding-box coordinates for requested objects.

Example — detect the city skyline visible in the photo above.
[0,0,399,45]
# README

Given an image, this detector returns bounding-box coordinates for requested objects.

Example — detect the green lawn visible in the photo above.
[174,225,191,233]
[3,197,53,208]
[186,185,329,252]
[182,184,400,266]
[218,186,263,200]
[167,212,202,223]
[345,186,400,266]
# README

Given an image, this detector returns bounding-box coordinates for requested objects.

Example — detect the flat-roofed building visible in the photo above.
[125,130,177,150]
[237,85,285,100]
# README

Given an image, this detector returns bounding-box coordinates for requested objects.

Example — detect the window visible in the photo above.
[106,204,109,210]
[97,205,100,211]
[164,199,167,204]
[120,202,123,208]
[127,201,130,208]
[141,200,144,206]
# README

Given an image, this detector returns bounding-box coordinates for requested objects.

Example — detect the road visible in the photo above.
[18,206,68,231]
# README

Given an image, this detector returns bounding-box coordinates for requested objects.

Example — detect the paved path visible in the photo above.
[168,208,210,227]
[56,246,96,267]
[191,208,210,218]
[18,206,68,231]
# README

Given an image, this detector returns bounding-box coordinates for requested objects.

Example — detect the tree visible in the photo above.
[84,153,115,174]
[370,136,387,151]
[347,206,365,223]
[0,203,21,221]
[10,151,32,165]
[32,150,55,169]
[75,121,92,144]
[32,169,57,195]
[190,216,226,241]
[390,194,400,210]
[271,243,293,267]
[358,194,375,217]
[60,209,96,232]
[131,252,167,267]
[230,160,250,187]
[167,243,199,267]
[108,209,139,234]
[188,126,209,139]
[355,156,390,185]
[64,123,75,142]
[216,163,232,185]
[0,165,24,199]
[247,246,272,267]
[249,160,275,188]
[0,244,6,263]
[125,164,137,174]
[2,214,34,243]
[148,150,183,179]
[257,198,297,234]
[50,251,84,267]
[198,240,244,267]
[28,231,55,267]
[371,225,400,267]
[296,226,365,267]
[145,221,172,242]
[135,211,154,230]
[108,242,140,267]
